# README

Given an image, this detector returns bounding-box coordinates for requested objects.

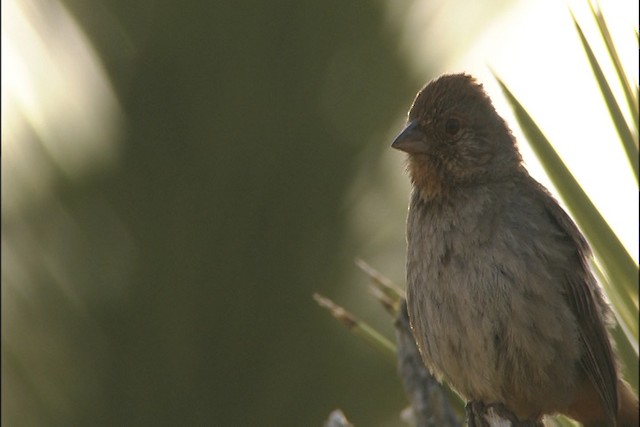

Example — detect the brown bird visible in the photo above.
[391,73,638,426]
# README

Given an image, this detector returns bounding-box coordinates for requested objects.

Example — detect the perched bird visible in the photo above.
[391,73,638,426]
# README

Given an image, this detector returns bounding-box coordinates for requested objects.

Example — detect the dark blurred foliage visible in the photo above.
[3,0,423,425]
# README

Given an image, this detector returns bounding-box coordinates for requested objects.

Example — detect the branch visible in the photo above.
[394,300,461,427]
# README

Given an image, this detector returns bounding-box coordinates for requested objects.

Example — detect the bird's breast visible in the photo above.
[404,191,581,413]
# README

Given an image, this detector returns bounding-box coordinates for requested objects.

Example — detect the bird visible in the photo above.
[391,73,639,426]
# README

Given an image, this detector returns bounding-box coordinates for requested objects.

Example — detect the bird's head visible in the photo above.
[392,73,522,200]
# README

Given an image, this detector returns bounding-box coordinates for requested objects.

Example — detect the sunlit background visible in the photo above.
[2,0,637,425]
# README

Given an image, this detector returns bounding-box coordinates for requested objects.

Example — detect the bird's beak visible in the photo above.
[391,120,427,154]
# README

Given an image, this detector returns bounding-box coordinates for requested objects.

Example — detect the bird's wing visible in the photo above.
[536,183,618,425]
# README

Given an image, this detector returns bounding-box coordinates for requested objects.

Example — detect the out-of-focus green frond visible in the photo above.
[587,1,639,130]
[571,12,639,183]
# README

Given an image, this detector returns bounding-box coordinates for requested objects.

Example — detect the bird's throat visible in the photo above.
[408,155,447,202]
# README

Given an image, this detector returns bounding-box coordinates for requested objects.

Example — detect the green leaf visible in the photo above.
[571,12,639,183]
[553,416,581,427]
[587,1,639,132]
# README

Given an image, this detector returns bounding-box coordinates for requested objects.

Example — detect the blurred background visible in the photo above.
[2,0,637,426]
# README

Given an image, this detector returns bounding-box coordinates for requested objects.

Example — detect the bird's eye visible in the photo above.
[445,118,460,135]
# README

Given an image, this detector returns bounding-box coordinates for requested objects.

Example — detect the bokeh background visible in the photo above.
[2,0,637,426]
